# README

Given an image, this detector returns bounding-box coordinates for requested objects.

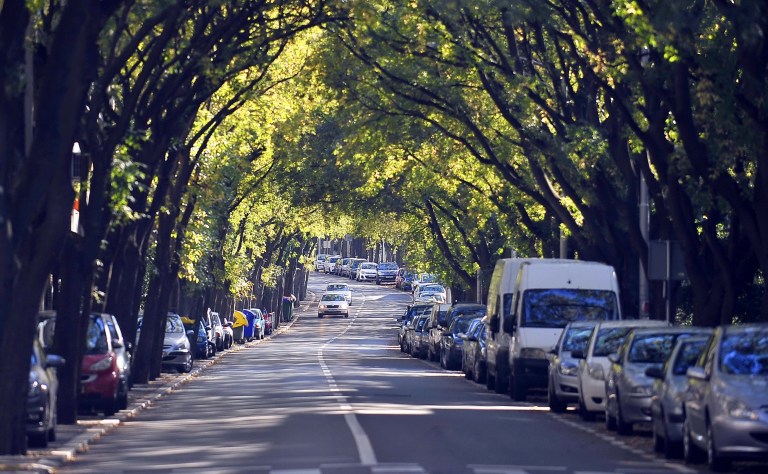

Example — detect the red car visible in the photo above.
[262,310,273,335]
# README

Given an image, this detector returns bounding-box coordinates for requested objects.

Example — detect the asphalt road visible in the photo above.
[56,272,704,474]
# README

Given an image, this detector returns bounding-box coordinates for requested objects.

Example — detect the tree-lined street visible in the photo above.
[54,274,697,474]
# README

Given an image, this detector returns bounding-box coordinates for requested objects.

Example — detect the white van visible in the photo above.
[485,258,622,401]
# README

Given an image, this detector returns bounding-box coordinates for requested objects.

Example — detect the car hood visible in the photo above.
[164,332,188,346]
[717,374,768,405]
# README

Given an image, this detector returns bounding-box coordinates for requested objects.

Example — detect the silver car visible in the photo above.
[683,323,768,471]
[605,326,711,435]
[161,313,194,373]
[646,335,711,458]
[548,321,597,412]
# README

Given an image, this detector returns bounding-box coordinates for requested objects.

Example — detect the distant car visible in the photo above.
[411,273,437,292]
[356,262,378,281]
[398,304,433,346]
[314,254,329,271]
[462,319,488,383]
[395,268,410,289]
[209,311,225,351]
[160,313,194,373]
[248,308,266,340]
[318,293,349,318]
[413,284,447,304]
[403,314,430,358]
[427,303,452,362]
[605,326,712,435]
[376,262,399,285]
[326,283,352,305]
[683,323,768,471]
[323,255,342,273]
[646,335,711,459]
[440,316,483,370]
[572,319,669,421]
[348,258,366,280]
[27,334,65,448]
[547,321,597,413]
[220,316,234,348]
[262,310,273,335]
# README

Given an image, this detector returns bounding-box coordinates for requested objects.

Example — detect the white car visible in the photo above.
[323,255,342,273]
[413,284,446,304]
[326,283,352,305]
[314,254,329,272]
[317,293,349,318]
[356,262,378,281]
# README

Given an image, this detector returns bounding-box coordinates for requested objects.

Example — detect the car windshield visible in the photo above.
[322,294,346,301]
[435,310,449,326]
[452,307,486,319]
[671,339,708,375]
[720,329,768,375]
[419,274,436,282]
[419,286,444,294]
[521,289,617,328]
[327,284,348,291]
[379,263,397,270]
[592,327,632,357]
[85,317,109,354]
[628,333,685,364]
[450,316,475,335]
[362,263,376,269]
[562,325,595,352]
[166,316,185,334]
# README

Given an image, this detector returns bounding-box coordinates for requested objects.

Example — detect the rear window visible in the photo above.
[592,327,632,357]
[85,316,109,354]
[322,294,346,301]
[562,326,595,352]
[378,263,397,270]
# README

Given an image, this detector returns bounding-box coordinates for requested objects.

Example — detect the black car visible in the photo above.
[441,315,484,371]
[462,320,488,383]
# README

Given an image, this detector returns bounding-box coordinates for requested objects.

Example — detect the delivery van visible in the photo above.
[485,258,621,401]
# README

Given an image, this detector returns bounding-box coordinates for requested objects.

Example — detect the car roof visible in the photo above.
[628,326,712,337]
[594,319,668,329]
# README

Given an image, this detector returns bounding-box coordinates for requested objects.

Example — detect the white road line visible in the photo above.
[317,298,378,466]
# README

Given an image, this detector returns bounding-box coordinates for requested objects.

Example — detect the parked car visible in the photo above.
[398,270,417,291]
[427,303,452,362]
[376,262,399,285]
[338,257,352,277]
[323,255,342,273]
[572,319,668,421]
[356,262,378,281]
[406,314,431,358]
[605,326,712,435]
[398,304,433,345]
[209,311,225,351]
[160,313,195,373]
[247,308,266,339]
[413,284,447,304]
[462,319,488,383]
[646,335,711,458]
[317,293,349,318]
[220,316,234,348]
[326,282,353,305]
[314,254,329,271]
[402,313,427,355]
[261,310,273,335]
[27,334,65,448]
[411,273,437,293]
[348,258,366,280]
[440,316,483,370]
[200,311,218,355]
[547,321,598,413]
[395,268,410,289]
[683,323,768,471]
[182,317,214,359]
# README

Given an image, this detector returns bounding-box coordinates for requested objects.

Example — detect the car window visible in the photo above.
[628,334,680,363]
[166,316,185,334]
[85,317,109,354]
[521,289,617,328]
[562,326,595,352]
[378,263,397,270]
[719,329,768,375]
[592,327,632,357]
[322,294,346,301]
[327,284,348,291]
[671,339,708,375]
[450,316,474,335]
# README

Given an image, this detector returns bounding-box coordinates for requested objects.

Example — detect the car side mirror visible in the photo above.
[607,353,620,364]
[686,366,708,381]
[45,354,66,369]
[645,366,664,380]
[571,349,585,360]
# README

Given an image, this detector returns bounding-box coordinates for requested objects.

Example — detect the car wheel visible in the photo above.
[683,417,705,464]
[440,349,448,369]
[706,419,729,472]
[494,364,508,395]
[486,368,496,391]
[474,360,485,384]
[548,382,567,413]
[118,381,129,410]
[103,397,118,416]
[181,356,193,373]
[652,413,665,453]
[605,407,617,430]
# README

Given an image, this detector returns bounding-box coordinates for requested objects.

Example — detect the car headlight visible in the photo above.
[89,356,114,372]
[520,347,548,359]
[630,384,653,396]
[724,397,759,420]
[28,380,45,396]
[197,336,204,343]
[559,361,579,376]
[319,304,327,310]
[587,363,605,381]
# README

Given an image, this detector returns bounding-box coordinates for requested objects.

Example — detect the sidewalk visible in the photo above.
[0,298,314,473]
